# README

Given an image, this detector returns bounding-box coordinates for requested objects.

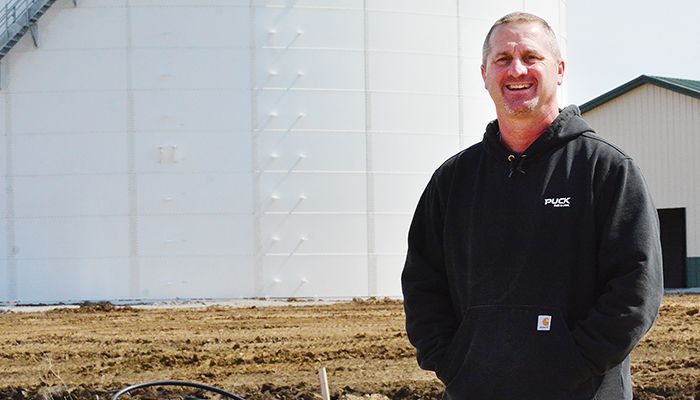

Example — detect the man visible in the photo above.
[401,12,663,400]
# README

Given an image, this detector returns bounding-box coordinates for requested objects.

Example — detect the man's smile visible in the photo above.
[505,83,534,90]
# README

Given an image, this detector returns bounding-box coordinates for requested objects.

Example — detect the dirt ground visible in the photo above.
[0,295,698,400]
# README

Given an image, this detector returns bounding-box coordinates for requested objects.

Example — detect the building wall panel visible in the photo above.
[370,133,460,172]
[256,49,364,91]
[137,173,252,215]
[12,134,127,175]
[374,254,404,296]
[370,93,458,133]
[372,173,429,213]
[10,92,128,134]
[14,217,129,259]
[132,91,250,132]
[33,5,127,50]
[138,256,254,299]
[368,53,458,94]
[261,214,367,255]
[131,49,250,90]
[367,12,457,55]
[259,173,366,213]
[13,175,129,217]
[256,132,366,172]
[130,6,249,48]
[255,91,365,132]
[133,132,251,173]
[261,255,368,297]
[7,50,127,92]
[137,215,253,257]
[15,258,131,303]
[255,7,363,50]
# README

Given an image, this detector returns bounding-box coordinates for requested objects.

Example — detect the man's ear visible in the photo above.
[557,59,565,85]
[481,64,487,87]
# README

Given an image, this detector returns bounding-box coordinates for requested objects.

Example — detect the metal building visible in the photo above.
[1,0,568,304]
[580,75,700,288]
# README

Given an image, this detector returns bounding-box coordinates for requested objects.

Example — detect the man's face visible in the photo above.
[481,22,564,117]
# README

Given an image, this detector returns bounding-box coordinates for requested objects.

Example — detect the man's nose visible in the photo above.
[507,58,527,77]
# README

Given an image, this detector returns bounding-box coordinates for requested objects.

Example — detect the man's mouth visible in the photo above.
[505,83,533,90]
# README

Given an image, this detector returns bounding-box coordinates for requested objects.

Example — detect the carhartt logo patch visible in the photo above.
[544,197,570,208]
[537,315,552,331]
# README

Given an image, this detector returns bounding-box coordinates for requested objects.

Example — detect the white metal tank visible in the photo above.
[0,0,567,304]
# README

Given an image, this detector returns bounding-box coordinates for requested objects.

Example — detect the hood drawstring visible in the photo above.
[507,154,527,178]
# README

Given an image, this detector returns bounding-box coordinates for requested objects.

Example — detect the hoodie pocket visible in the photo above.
[439,305,593,400]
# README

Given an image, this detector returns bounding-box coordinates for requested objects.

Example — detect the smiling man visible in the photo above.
[402,12,663,400]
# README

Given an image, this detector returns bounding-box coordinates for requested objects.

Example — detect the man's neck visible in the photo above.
[498,107,560,153]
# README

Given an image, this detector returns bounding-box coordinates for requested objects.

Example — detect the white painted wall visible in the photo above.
[1,0,567,303]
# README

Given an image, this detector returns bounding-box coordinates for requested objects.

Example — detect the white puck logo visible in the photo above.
[537,315,552,331]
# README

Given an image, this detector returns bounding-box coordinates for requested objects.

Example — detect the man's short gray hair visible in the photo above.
[481,12,561,66]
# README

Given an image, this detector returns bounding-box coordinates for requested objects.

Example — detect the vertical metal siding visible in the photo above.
[582,84,700,258]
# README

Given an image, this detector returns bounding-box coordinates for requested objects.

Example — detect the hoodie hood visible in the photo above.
[483,105,595,177]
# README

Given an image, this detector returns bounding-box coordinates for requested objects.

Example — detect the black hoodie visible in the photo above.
[402,105,663,400]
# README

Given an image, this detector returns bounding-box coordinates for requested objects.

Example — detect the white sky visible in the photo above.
[566,0,700,106]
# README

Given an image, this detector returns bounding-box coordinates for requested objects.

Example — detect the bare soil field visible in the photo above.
[0,295,698,400]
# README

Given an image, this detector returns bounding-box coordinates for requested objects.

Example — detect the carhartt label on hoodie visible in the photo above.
[537,315,552,331]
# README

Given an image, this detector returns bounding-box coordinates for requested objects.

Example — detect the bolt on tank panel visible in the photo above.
[256,132,367,172]
[256,49,364,91]
[255,91,365,132]
[137,173,252,215]
[12,134,128,175]
[261,214,368,255]
[137,256,255,300]
[255,7,363,50]
[261,255,369,298]
[137,215,254,257]
[14,217,130,259]
[13,175,129,217]
[131,49,250,90]
[260,173,366,213]
[15,258,132,304]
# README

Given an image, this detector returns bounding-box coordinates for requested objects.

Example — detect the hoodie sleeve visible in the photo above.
[573,158,664,375]
[401,173,459,378]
